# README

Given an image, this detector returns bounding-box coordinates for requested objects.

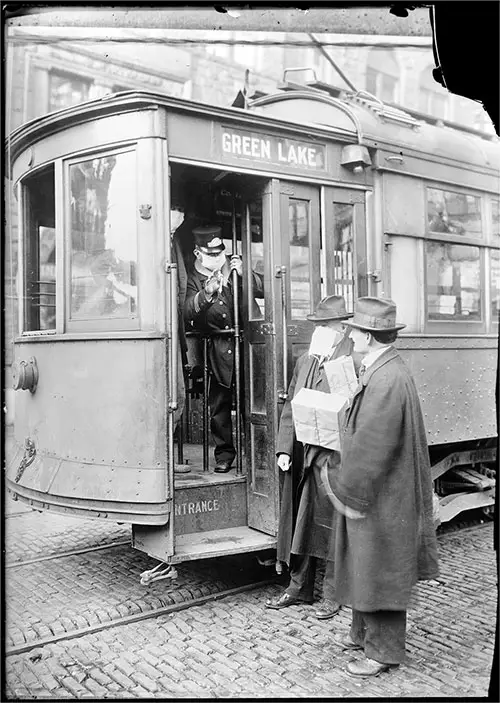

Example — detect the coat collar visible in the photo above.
[349,347,399,405]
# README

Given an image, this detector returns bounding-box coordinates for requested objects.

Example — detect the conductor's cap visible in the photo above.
[193,226,225,254]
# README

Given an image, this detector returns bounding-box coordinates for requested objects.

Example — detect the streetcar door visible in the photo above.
[242,182,282,535]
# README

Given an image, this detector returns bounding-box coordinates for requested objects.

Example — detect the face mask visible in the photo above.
[200,252,226,272]
[170,209,184,234]
[308,325,343,357]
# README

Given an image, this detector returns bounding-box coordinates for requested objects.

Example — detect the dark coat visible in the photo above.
[276,334,354,566]
[331,347,440,611]
[184,261,264,388]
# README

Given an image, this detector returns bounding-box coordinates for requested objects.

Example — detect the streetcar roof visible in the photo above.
[5,89,500,177]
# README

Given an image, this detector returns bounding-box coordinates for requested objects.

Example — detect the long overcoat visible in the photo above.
[331,347,440,611]
[184,261,264,388]
[276,334,353,566]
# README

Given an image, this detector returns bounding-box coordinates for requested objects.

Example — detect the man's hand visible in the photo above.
[204,273,222,298]
[230,255,243,277]
[277,453,291,471]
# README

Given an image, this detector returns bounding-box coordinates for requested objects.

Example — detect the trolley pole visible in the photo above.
[231,203,242,475]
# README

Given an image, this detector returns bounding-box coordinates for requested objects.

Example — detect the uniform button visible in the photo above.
[222,313,227,318]
[225,325,229,329]
[219,301,224,305]
[228,350,232,354]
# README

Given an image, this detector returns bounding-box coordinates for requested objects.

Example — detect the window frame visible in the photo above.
[64,144,141,334]
[19,162,60,337]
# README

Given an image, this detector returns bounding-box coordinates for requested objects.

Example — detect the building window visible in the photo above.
[49,71,91,112]
[365,50,399,103]
[418,66,450,119]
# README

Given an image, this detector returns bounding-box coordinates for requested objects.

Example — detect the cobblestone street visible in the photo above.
[4,498,497,699]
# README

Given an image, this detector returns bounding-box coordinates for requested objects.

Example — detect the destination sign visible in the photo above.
[221,128,326,171]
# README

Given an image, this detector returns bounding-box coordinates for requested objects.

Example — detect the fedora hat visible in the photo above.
[193,225,225,254]
[306,295,353,322]
[347,297,406,332]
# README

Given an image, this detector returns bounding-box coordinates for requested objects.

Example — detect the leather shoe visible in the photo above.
[265,592,305,610]
[339,635,363,651]
[214,461,234,473]
[346,657,399,678]
[315,600,340,620]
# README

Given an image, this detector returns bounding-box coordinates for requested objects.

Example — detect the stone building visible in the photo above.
[4,28,493,423]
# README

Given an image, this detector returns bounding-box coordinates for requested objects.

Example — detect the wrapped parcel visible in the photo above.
[291,355,358,451]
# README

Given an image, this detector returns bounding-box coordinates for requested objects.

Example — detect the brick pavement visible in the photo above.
[4,502,497,698]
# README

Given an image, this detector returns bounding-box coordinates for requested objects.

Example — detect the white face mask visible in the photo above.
[199,252,226,272]
[308,325,343,357]
[170,209,184,234]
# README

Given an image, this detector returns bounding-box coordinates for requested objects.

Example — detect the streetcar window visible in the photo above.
[69,151,138,321]
[332,203,354,312]
[427,188,482,237]
[426,242,481,320]
[491,250,500,322]
[23,166,56,332]
[289,199,311,318]
[248,199,265,320]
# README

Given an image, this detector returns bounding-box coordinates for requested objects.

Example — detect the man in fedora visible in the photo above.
[328,297,439,677]
[266,295,354,618]
[184,225,264,473]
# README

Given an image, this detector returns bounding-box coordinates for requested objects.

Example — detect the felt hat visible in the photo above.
[346,297,406,332]
[306,295,353,322]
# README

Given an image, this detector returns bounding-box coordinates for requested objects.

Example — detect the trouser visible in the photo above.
[350,609,407,664]
[208,376,235,464]
[285,555,336,603]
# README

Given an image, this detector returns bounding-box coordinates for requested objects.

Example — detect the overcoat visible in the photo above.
[275,334,353,566]
[184,261,264,388]
[331,347,440,611]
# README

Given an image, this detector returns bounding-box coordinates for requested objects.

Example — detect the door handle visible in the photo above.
[276,265,288,401]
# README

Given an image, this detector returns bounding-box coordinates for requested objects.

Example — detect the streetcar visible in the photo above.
[6,75,498,581]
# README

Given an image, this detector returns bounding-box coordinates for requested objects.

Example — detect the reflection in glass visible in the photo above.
[24,166,56,331]
[249,199,265,320]
[427,187,482,236]
[289,199,311,318]
[491,250,500,322]
[492,198,500,242]
[332,203,354,312]
[70,152,138,320]
[427,241,481,320]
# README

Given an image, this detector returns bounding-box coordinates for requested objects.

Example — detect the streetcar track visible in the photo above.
[5,578,276,658]
[5,540,131,569]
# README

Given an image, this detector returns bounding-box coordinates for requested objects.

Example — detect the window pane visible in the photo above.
[492,198,500,243]
[49,72,90,111]
[491,250,500,322]
[427,241,481,321]
[332,203,354,312]
[427,187,482,236]
[366,67,377,95]
[289,199,311,318]
[23,166,56,331]
[70,152,138,320]
[248,199,265,320]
